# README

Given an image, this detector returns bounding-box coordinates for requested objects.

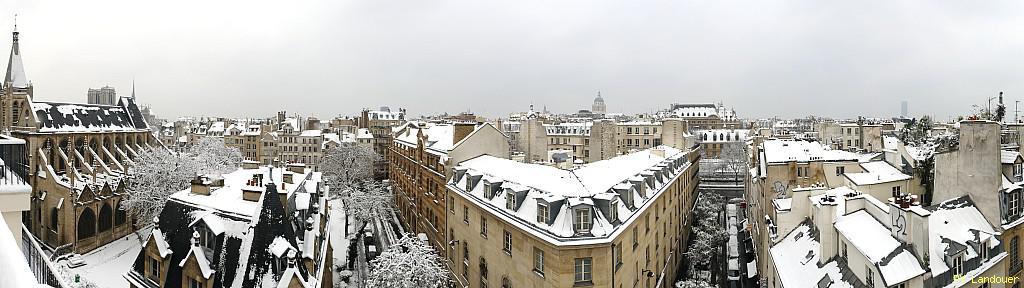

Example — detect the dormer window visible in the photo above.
[537,203,549,224]
[980,240,989,260]
[483,182,493,198]
[199,227,217,251]
[574,208,591,233]
[1010,191,1020,217]
[952,254,964,276]
[148,256,161,281]
[1016,164,1023,181]
[609,200,619,222]
[506,192,516,210]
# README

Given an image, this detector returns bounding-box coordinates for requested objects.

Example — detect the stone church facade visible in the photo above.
[3,27,157,253]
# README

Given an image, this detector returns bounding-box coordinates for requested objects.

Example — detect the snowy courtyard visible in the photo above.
[63,231,147,288]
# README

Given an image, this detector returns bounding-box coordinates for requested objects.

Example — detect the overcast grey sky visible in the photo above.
[2,0,1022,121]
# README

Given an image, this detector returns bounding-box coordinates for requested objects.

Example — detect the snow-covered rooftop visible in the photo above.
[31,101,149,133]
[356,128,373,139]
[451,146,695,245]
[1002,150,1022,164]
[394,122,456,153]
[769,223,856,288]
[844,161,912,186]
[927,196,1003,276]
[169,166,320,217]
[762,139,860,164]
[834,210,925,284]
[544,122,592,136]
[299,130,322,137]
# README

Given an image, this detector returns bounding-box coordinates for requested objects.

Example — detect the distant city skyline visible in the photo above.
[2,0,1022,121]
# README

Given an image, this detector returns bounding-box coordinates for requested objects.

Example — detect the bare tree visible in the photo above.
[366,234,449,288]
[719,144,748,183]
[122,138,241,232]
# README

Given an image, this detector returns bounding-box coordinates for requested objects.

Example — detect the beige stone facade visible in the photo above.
[389,121,509,256]
[446,147,700,288]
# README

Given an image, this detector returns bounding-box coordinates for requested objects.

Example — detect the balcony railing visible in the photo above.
[21,225,71,288]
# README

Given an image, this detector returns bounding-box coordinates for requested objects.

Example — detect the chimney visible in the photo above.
[287,163,305,174]
[191,175,212,196]
[651,147,665,158]
[453,123,476,144]
[242,160,259,169]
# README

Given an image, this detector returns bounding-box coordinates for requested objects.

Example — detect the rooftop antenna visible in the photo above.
[13,13,16,32]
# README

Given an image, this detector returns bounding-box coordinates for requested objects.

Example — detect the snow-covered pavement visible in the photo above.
[329,198,351,286]
[65,232,146,288]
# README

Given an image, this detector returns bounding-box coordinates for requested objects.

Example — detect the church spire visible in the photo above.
[5,15,28,89]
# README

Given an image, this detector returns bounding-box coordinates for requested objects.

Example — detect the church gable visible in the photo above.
[76,186,96,204]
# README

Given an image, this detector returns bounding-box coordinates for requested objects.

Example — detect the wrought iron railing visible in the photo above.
[21,225,71,288]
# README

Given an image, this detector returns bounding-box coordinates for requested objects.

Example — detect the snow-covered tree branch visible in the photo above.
[675,279,714,288]
[121,138,241,229]
[320,144,379,197]
[366,234,449,288]
[684,193,726,274]
[344,181,394,229]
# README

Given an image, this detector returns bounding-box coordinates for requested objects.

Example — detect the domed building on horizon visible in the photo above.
[591,91,606,115]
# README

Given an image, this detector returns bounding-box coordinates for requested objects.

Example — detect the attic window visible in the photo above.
[574,208,591,233]
[199,226,217,252]
[506,192,516,210]
[537,203,549,224]
[483,182,492,198]
[980,240,989,260]
[952,254,964,276]
[608,200,619,222]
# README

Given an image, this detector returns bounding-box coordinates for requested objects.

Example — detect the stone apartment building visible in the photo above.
[86,86,117,106]
[695,129,748,158]
[3,28,158,253]
[815,121,884,153]
[277,119,325,170]
[617,121,662,153]
[512,116,614,165]
[767,185,1006,288]
[931,120,1024,284]
[666,103,740,130]
[511,117,692,166]
[124,163,333,288]
[225,123,280,166]
[748,139,861,280]
[446,146,700,288]
[388,121,509,256]
[358,108,405,179]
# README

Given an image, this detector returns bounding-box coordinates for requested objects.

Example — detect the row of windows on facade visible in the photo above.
[453,232,596,286]
[701,132,741,142]
[280,145,320,153]
[450,202,678,287]
[280,137,321,144]
[455,160,690,231]
[620,127,658,135]
[619,138,659,147]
